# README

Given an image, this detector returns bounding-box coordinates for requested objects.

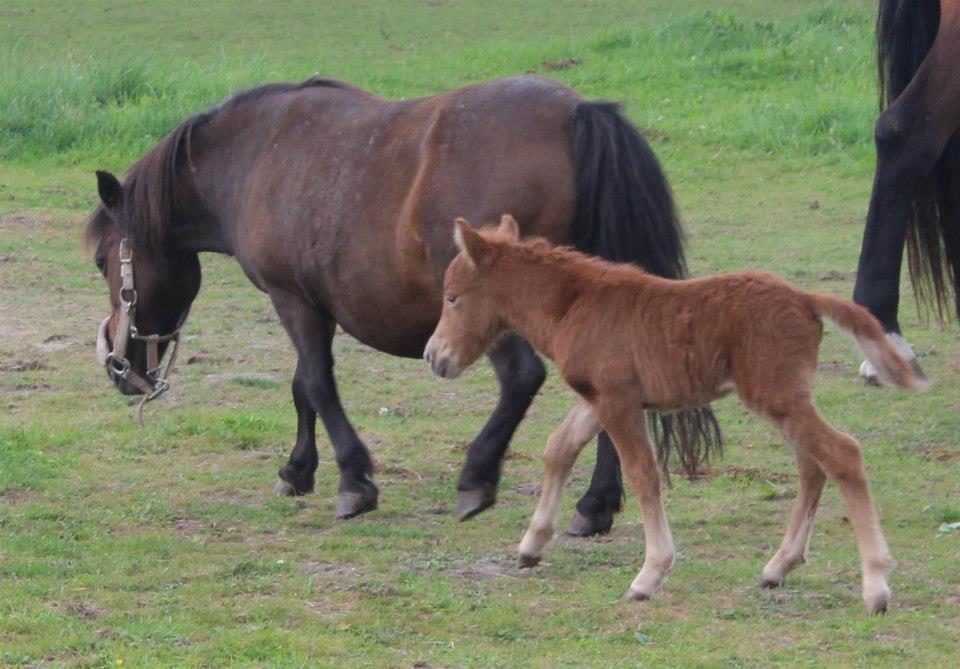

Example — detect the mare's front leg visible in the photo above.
[596,397,675,600]
[456,332,546,520]
[271,294,378,518]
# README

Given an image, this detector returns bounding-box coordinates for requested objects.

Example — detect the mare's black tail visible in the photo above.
[569,101,722,477]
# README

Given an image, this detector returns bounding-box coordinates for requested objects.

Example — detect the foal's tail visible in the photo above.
[569,101,722,476]
[810,293,930,391]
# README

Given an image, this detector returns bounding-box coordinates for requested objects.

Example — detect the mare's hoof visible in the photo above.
[759,577,784,589]
[624,588,651,602]
[336,491,378,519]
[567,509,614,537]
[457,488,496,521]
[277,465,315,495]
[274,479,297,496]
[518,554,541,569]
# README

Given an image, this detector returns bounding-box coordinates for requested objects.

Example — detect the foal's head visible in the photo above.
[87,170,201,395]
[424,215,520,378]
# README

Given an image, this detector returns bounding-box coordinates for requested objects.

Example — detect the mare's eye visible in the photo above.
[95,257,106,273]
[446,294,458,305]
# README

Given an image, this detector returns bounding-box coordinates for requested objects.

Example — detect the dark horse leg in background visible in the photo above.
[853,0,960,382]
[272,293,378,517]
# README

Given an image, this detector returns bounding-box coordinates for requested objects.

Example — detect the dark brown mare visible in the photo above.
[86,75,719,529]
[854,0,960,381]
[426,216,926,613]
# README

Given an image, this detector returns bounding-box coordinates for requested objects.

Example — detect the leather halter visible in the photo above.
[96,238,188,422]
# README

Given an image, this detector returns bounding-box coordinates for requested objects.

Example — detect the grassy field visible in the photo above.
[2,0,959,666]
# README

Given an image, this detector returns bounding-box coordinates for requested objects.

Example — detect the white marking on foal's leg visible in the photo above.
[519,401,600,567]
[859,332,917,384]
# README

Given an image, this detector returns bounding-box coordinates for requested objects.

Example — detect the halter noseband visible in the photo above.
[96,238,188,422]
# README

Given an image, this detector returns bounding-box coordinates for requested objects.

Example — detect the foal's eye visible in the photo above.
[446,294,458,305]
[95,257,106,273]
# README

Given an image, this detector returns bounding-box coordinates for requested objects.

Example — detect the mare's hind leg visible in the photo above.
[597,399,675,600]
[518,400,601,566]
[271,294,378,519]
[760,446,826,587]
[457,332,546,520]
[568,432,623,536]
[769,401,894,614]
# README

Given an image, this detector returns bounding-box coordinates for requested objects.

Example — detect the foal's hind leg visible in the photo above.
[760,446,826,587]
[771,401,894,613]
[518,400,601,566]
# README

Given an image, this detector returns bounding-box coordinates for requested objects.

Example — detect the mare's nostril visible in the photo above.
[437,359,449,378]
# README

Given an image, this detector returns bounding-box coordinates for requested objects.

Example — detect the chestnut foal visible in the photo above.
[425,216,928,614]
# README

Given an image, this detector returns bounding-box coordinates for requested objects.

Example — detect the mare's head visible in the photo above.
[424,215,520,378]
[87,167,201,396]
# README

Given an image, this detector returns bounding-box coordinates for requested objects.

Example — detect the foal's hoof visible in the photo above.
[277,465,315,495]
[759,577,784,589]
[518,554,541,569]
[865,588,891,615]
[274,479,297,497]
[335,491,378,519]
[623,588,651,602]
[567,509,614,537]
[457,488,496,521]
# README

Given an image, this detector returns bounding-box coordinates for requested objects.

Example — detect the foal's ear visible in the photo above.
[96,171,123,211]
[453,218,492,268]
[498,214,520,240]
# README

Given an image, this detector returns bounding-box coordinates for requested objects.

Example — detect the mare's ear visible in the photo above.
[453,218,493,268]
[498,214,520,240]
[96,170,122,211]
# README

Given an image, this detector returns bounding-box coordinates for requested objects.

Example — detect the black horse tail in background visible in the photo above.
[569,101,722,503]
[876,0,960,319]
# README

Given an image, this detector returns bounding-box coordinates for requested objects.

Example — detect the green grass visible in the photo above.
[2,1,959,666]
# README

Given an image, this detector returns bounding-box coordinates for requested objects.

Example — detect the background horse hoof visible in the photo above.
[859,333,926,386]
[518,554,541,569]
[277,464,315,495]
[273,479,297,496]
[759,576,784,589]
[456,487,496,521]
[566,509,614,537]
[335,490,378,519]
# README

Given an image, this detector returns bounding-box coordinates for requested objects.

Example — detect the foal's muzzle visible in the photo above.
[423,335,463,379]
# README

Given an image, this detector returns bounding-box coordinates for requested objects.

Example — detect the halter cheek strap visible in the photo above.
[100,238,188,423]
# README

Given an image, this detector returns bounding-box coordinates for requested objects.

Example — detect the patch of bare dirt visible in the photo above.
[0,382,56,395]
[34,334,71,353]
[539,57,582,71]
[916,443,960,462]
[449,560,518,582]
[684,465,793,484]
[49,600,101,621]
[0,488,38,504]
[300,560,361,579]
[0,359,53,372]
[510,482,541,497]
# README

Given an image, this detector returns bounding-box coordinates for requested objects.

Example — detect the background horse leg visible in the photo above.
[457,332,546,520]
[272,295,378,518]
[855,2,960,382]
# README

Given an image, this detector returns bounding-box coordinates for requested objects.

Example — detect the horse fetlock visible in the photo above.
[277,464,315,495]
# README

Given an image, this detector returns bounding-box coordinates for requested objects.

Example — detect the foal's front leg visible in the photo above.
[598,400,675,600]
[518,400,601,566]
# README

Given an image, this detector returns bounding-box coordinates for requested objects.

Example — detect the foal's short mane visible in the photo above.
[495,234,652,286]
[84,76,349,252]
